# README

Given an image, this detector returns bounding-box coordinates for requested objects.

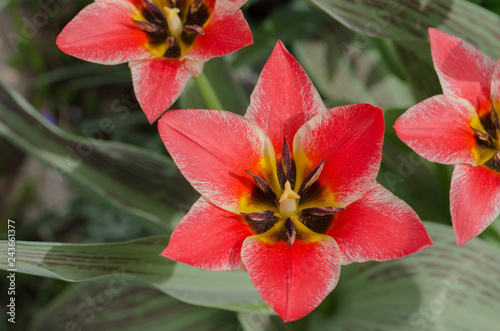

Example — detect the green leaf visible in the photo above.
[30,282,239,331]
[378,108,452,222]
[311,0,500,58]
[233,2,324,68]
[0,80,195,232]
[312,222,500,330]
[0,236,269,313]
[293,19,416,109]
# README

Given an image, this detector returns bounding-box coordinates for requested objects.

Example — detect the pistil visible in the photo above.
[279,181,300,217]
[164,7,183,38]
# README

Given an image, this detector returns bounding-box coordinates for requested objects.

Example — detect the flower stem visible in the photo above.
[194,72,223,110]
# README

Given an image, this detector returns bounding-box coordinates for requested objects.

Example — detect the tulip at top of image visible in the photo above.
[56,0,252,123]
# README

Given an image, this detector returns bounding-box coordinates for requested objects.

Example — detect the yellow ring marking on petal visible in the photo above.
[470,115,497,166]
[251,218,330,245]
[293,149,338,209]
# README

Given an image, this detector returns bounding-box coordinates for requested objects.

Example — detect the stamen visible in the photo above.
[285,218,296,246]
[166,36,175,48]
[241,210,275,222]
[245,169,276,201]
[301,206,344,216]
[142,0,165,24]
[164,7,183,38]
[279,181,300,217]
[133,20,165,34]
[495,151,500,163]
[492,110,500,132]
[184,24,205,35]
[190,0,204,13]
[298,159,325,197]
[282,138,292,182]
[470,127,493,146]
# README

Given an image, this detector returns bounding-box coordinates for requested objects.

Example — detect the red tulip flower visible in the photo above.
[395,28,500,245]
[160,42,432,321]
[56,0,252,123]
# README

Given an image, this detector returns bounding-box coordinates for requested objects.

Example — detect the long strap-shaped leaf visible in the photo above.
[311,0,500,58]
[0,80,195,232]
[31,282,239,331]
[0,236,268,313]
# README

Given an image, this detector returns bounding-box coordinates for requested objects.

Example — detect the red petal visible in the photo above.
[450,164,500,245]
[158,109,278,213]
[327,183,433,264]
[187,0,252,62]
[245,41,327,153]
[130,58,202,123]
[293,104,384,207]
[394,95,477,165]
[491,59,500,112]
[428,28,495,116]
[161,198,253,271]
[56,0,151,64]
[241,235,341,322]
[226,0,247,7]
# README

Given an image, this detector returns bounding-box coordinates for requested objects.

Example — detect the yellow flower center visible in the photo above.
[242,138,344,246]
[470,108,500,172]
[133,0,212,59]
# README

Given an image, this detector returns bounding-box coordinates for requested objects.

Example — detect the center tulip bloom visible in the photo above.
[160,42,432,321]
[56,0,252,123]
[394,28,500,245]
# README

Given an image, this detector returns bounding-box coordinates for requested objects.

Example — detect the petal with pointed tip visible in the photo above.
[327,183,433,264]
[161,198,252,270]
[241,232,341,322]
[226,0,247,7]
[57,0,151,64]
[293,104,384,208]
[450,164,500,245]
[129,58,203,123]
[490,59,500,113]
[158,109,278,214]
[429,28,495,116]
[394,95,477,165]
[245,41,327,153]
[187,0,252,62]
